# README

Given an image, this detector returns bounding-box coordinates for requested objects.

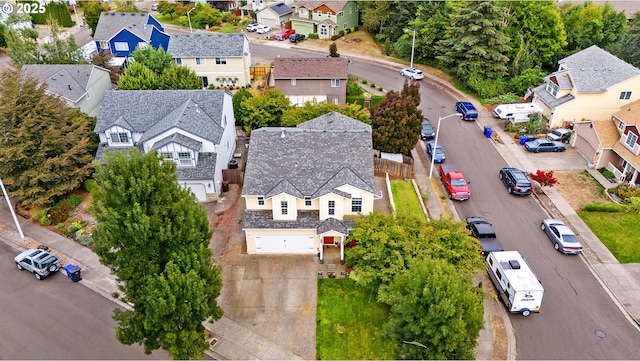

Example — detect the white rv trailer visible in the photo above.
[492,103,543,123]
[486,251,544,317]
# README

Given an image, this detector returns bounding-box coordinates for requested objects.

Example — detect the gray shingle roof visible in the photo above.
[242,112,380,199]
[269,3,293,15]
[176,152,217,180]
[152,133,202,152]
[559,45,640,93]
[533,84,575,109]
[167,32,247,58]
[94,12,157,42]
[21,64,105,103]
[317,217,349,235]
[273,57,348,79]
[297,112,370,131]
[95,90,226,144]
[243,210,321,229]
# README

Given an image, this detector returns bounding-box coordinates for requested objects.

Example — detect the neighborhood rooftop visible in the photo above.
[94,12,156,41]
[242,112,379,198]
[21,64,104,102]
[273,57,348,79]
[167,32,247,58]
[560,45,640,93]
[293,0,349,10]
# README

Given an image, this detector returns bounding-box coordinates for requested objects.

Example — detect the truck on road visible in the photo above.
[438,164,471,201]
[487,251,544,317]
[466,217,504,256]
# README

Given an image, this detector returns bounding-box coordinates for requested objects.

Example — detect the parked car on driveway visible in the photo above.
[524,139,566,153]
[546,128,572,143]
[400,67,424,80]
[421,118,435,140]
[14,249,61,280]
[426,141,445,163]
[275,29,295,40]
[289,33,306,42]
[246,23,260,32]
[541,219,583,254]
[499,167,532,195]
[256,25,271,34]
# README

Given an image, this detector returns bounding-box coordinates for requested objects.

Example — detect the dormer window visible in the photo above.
[625,132,638,149]
[546,82,559,97]
[109,132,130,144]
[159,151,194,167]
[304,196,311,206]
[178,152,192,166]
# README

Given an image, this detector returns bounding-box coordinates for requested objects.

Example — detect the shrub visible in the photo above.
[529,170,557,187]
[308,33,319,39]
[49,200,72,224]
[338,30,345,37]
[68,220,84,234]
[65,194,83,209]
[598,167,616,179]
[610,184,640,199]
[56,222,67,234]
[35,209,51,226]
[362,79,368,85]
[331,34,340,41]
[378,86,383,91]
[83,179,98,193]
[504,123,520,132]
[583,203,625,212]
[76,233,94,246]
[370,82,376,88]
[347,76,364,96]
[483,93,519,105]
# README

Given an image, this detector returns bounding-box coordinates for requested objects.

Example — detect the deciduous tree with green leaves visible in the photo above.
[379,257,484,360]
[0,68,95,207]
[157,0,178,19]
[6,21,81,65]
[82,1,109,37]
[617,12,640,67]
[560,1,627,54]
[232,88,254,129]
[131,46,173,76]
[240,88,290,132]
[92,149,223,360]
[281,102,370,127]
[118,62,159,90]
[158,64,202,90]
[371,80,422,155]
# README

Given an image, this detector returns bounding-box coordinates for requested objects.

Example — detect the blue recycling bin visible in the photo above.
[520,135,528,145]
[484,126,493,138]
[64,264,82,282]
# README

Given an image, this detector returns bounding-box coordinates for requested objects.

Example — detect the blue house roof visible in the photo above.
[94,12,164,42]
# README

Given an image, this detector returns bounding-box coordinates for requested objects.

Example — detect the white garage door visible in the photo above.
[255,235,315,254]
[186,183,207,202]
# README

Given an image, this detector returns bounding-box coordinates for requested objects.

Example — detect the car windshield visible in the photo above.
[452,179,467,187]
[562,234,579,243]
[422,123,432,131]
[435,149,444,155]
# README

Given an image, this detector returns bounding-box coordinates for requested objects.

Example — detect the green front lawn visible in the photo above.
[577,211,640,263]
[316,279,396,360]
[390,180,426,223]
[154,13,184,27]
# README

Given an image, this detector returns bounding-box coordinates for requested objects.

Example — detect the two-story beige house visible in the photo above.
[532,45,640,128]
[167,32,251,89]
[272,57,348,106]
[572,99,640,186]
[242,112,382,259]
[21,64,113,117]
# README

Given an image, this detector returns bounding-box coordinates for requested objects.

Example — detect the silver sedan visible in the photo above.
[540,219,583,254]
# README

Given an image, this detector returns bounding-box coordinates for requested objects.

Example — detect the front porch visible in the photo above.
[317,246,348,279]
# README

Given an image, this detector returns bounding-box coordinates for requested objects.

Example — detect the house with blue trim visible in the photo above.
[93,12,170,58]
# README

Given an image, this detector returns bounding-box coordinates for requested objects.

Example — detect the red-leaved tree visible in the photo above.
[529,170,558,187]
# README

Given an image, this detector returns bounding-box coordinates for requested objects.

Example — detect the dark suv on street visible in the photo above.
[499,167,532,195]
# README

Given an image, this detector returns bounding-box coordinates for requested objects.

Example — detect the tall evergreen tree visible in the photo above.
[0,69,94,207]
[617,12,640,68]
[131,46,173,76]
[371,80,422,155]
[92,149,223,360]
[158,64,202,90]
[118,62,159,90]
[437,0,511,98]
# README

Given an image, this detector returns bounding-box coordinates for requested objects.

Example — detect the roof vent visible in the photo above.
[121,13,126,16]
[508,260,521,270]
[280,129,286,139]
[68,84,72,90]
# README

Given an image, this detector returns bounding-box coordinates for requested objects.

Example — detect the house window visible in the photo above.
[338,11,343,17]
[618,121,625,131]
[327,12,332,18]
[351,198,362,213]
[305,196,311,206]
[625,132,638,148]
[343,23,348,29]
[114,42,129,51]
[138,42,148,49]
[317,10,322,16]
[160,152,173,160]
[333,98,339,104]
[258,196,265,206]
[196,58,205,65]
[109,132,129,144]
[178,152,192,166]
[100,41,109,50]
[215,57,227,65]
[320,26,328,35]
[620,91,632,100]
[300,8,306,16]
[328,200,335,215]
[291,78,296,86]
[175,58,182,65]
[281,200,288,215]
[545,81,559,96]
[331,79,340,87]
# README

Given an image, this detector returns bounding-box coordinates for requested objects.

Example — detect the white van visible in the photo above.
[486,251,544,317]
[492,103,543,122]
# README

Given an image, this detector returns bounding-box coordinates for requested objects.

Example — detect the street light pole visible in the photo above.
[187,7,195,33]
[0,176,25,240]
[410,29,415,69]
[429,113,462,179]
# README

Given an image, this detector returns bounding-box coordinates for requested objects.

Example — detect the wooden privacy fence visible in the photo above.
[250,65,271,81]
[222,169,243,185]
[374,158,413,179]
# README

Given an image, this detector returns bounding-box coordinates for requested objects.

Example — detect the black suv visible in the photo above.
[420,118,435,140]
[499,167,532,195]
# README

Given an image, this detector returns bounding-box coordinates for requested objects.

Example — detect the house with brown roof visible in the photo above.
[572,99,640,186]
[272,57,348,106]
[290,0,359,39]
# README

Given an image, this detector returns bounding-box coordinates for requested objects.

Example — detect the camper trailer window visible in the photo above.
[496,269,502,280]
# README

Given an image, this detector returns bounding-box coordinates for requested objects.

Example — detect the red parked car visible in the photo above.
[275,29,295,40]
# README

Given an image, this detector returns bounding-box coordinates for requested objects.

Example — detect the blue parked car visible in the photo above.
[426,141,445,163]
[524,139,566,153]
[455,101,478,121]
